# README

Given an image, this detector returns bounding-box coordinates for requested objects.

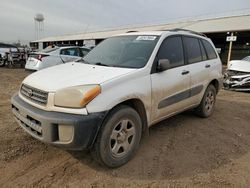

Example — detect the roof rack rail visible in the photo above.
[126,30,138,33]
[169,28,207,37]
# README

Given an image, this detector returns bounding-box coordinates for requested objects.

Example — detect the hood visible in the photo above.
[228,60,250,72]
[231,74,250,79]
[23,62,136,92]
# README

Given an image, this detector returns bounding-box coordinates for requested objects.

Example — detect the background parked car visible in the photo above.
[5,47,24,67]
[0,43,28,67]
[224,56,250,91]
[0,47,8,67]
[25,46,91,71]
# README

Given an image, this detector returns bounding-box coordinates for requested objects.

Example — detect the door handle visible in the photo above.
[182,70,190,75]
[205,64,211,68]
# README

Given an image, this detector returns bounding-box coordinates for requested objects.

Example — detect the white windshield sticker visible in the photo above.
[136,36,157,41]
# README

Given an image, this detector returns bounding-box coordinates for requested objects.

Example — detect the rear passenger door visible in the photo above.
[150,36,192,123]
[201,39,220,81]
[183,36,209,105]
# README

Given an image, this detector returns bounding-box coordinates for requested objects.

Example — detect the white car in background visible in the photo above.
[224,56,250,91]
[25,46,90,71]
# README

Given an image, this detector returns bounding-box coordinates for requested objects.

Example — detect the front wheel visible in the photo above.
[92,105,142,168]
[195,84,217,118]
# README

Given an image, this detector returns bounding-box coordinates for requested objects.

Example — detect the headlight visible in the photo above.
[54,85,101,108]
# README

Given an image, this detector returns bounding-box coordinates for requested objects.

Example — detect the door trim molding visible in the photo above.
[158,85,203,109]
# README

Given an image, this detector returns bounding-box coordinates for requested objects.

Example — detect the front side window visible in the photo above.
[184,37,202,64]
[202,40,217,60]
[157,36,184,68]
[83,35,159,68]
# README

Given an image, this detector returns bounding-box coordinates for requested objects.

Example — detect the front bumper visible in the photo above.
[11,94,107,150]
[223,72,250,91]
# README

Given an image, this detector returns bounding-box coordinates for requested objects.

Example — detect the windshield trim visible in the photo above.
[83,34,160,69]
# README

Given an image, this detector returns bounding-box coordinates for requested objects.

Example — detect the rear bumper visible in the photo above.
[11,93,107,150]
[25,58,41,70]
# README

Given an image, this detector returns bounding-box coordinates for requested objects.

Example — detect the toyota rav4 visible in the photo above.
[11,29,222,167]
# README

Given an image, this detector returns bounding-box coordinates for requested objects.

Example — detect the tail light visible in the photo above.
[37,54,49,61]
[29,53,49,61]
[34,54,49,61]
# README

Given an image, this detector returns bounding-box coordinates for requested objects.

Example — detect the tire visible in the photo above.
[6,61,13,68]
[0,60,4,67]
[195,84,217,118]
[92,105,142,168]
[20,60,25,68]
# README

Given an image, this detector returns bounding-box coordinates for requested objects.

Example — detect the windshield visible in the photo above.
[41,47,59,53]
[83,35,159,68]
[242,56,250,62]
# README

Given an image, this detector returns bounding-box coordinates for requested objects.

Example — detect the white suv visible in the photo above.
[11,30,222,167]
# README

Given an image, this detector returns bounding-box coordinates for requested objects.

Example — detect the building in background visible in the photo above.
[30,13,250,64]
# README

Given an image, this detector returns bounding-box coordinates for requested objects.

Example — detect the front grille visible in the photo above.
[227,70,249,76]
[20,84,48,105]
[12,105,43,137]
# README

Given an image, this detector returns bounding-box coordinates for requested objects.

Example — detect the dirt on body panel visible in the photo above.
[1,68,250,187]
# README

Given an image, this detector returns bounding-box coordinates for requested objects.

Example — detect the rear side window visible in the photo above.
[202,40,217,59]
[157,36,184,68]
[199,40,207,61]
[183,37,202,64]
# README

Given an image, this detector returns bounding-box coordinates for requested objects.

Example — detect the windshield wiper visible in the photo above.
[76,58,89,64]
[94,62,109,67]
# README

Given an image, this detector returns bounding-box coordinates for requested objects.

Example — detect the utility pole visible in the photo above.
[227,32,236,66]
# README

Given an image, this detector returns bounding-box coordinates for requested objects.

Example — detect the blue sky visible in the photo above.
[0,0,250,43]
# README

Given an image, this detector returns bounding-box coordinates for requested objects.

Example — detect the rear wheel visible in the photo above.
[92,105,142,168]
[195,84,217,118]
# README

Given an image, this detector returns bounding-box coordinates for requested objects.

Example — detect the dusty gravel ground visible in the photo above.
[0,67,250,188]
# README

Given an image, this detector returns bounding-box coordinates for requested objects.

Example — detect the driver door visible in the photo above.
[150,36,191,124]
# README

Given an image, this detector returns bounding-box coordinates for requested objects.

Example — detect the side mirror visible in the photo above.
[157,59,171,72]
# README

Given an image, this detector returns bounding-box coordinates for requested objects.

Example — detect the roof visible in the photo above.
[116,31,165,36]
[33,14,250,43]
[116,29,208,39]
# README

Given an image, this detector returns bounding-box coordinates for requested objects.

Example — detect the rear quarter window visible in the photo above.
[202,40,217,60]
